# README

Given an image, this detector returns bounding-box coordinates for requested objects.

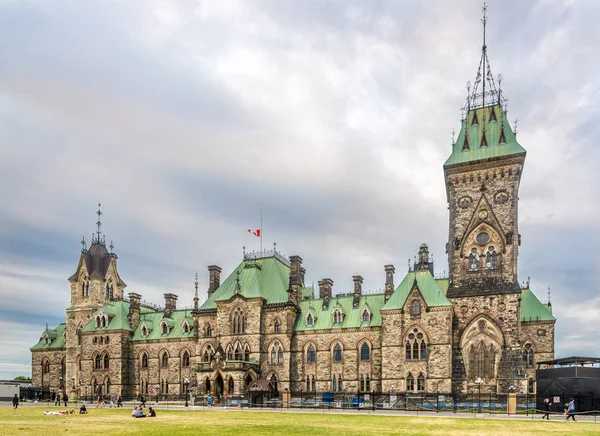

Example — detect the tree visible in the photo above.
[14,376,32,381]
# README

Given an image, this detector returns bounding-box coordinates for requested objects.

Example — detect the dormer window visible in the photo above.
[141,325,148,337]
[43,334,50,345]
[306,313,314,326]
[161,322,169,335]
[361,309,371,323]
[332,309,343,325]
[183,322,190,334]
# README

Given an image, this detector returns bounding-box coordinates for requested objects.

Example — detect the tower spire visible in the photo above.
[95,203,103,244]
[464,2,504,111]
[193,272,199,311]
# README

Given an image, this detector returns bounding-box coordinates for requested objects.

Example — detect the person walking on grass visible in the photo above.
[566,398,576,421]
[541,398,551,420]
[12,394,19,410]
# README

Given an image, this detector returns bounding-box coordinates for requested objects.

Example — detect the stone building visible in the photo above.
[31,17,555,401]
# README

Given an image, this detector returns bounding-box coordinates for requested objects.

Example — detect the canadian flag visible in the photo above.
[247,228,261,237]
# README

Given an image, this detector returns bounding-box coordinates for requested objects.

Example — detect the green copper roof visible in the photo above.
[436,278,450,295]
[200,256,291,309]
[295,294,385,331]
[131,309,194,341]
[521,288,555,322]
[31,323,66,350]
[444,104,526,167]
[81,300,133,332]
[383,270,452,310]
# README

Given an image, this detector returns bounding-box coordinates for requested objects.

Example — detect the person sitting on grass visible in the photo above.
[146,407,156,417]
[79,404,88,414]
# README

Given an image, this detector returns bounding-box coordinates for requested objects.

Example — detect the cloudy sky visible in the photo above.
[1,0,599,380]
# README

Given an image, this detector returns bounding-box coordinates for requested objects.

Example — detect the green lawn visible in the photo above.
[2,407,599,436]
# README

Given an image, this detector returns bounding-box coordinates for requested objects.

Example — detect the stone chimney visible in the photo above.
[208,265,222,297]
[318,278,333,310]
[289,255,303,287]
[128,292,141,330]
[384,265,395,302]
[164,293,178,317]
[352,275,363,308]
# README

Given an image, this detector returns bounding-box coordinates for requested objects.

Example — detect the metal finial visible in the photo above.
[526,276,530,288]
[81,236,87,252]
[109,240,114,253]
[407,258,411,271]
[242,245,246,256]
[482,2,488,48]
[547,287,551,305]
[273,242,277,251]
[513,119,519,137]
[451,129,456,145]
[96,203,102,243]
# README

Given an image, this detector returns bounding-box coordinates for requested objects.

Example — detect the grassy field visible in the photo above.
[2,407,599,436]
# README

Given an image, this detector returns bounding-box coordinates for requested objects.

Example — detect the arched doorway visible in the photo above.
[215,374,224,397]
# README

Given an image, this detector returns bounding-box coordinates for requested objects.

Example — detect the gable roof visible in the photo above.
[31,323,66,350]
[81,300,133,332]
[383,270,452,310]
[295,294,385,331]
[521,288,555,322]
[200,256,291,309]
[131,309,194,341]
[444,104,526,167]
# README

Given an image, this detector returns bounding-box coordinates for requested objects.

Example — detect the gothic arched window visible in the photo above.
[417,374,425,391]
[161,352,169,368]
[405,329,427,361]
[333,344,343,362]
[244,344,250,361]
[360,343,370,362]
[306,344,316,363]
[182,351,190,368]
[270,342,283,364]
[161,322,169,335]
[103,353,109,369]
[43,359,50,374]
[235,343,243,361]
[411,300,421,316]
[233,308,246,334]
[406,374,414,392]
[523,343,534,368]
[94,354,101,370]
[468,340,496,381]
[362,309,370,323]
[141,353,148,369]
[306,313,314,326]
[485,246,497,270]
[332,309,343,325]
[226,345,233,361]
[469,248,480,271]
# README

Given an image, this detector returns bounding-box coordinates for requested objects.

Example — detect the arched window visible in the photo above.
[523,343,534,368]
[161,352,169,368]
[233,308,245,334]
[206,324,213,337]
[100,336,104,345]
[306,313,314,326]
[469,248,480,271]
[274,319,281,333]
[226,345,233,361]
[43,359,50,374]
[101,316,107,328]
[105,336,109,344]
[103,353,109,369]
[95,316,100,328]
[141,353,148,369]
[360,343,370,362]
[244,345,250,361]
[362,309,370,323]
[406,374,414,392]
[332,375,337,392]
[332,309,343,325]
[411,300,421,316]
[235,343,243,361]
[306,376,310,391]
[95,354,101,370]
[270,342,283,364]
[485,246,497,269]
[161,322,169,335]
[183,323,190,334]
[93,337,97,345]
[311,375,316,392]
[417,374,425,391]
[333,344,343,362]
[203,350,209,362]
[306,344,316,363]
[405,328,427,361]
[182,351,190,368]
[365,375,371,391]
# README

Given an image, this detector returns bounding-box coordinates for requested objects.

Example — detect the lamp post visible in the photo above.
[390,385,395,409]
[155,384,160,404]
[185,379,189,407]
[475,377,484,413]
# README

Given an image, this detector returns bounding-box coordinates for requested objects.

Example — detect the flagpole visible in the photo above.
[260,209,263,253]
